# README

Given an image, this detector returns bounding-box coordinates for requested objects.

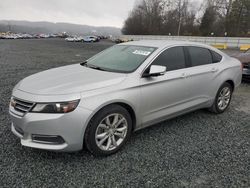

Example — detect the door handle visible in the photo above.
[211,68,219,73]
[180,73,191,78]
[181,73,187,78]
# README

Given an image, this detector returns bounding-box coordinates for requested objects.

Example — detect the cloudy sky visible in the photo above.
[0,0,138,28]
[0,0,202,28]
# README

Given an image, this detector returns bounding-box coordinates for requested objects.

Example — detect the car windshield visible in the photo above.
[85,45,156,73]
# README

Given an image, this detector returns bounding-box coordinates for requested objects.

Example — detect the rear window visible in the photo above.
[188,46,213,66]
[211,50,222,63]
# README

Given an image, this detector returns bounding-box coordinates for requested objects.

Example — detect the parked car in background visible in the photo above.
[9,40,242,156]
[233,49,250,80]
[0,32,65,40]
[96,36,101,41]
[99,35,108,39]
[65,37,75,42]
[65,36,83,42]
[83,36,99,42]
[114,37,133,44]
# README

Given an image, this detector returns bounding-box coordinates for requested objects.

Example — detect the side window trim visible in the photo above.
[209,50,223,63]
[183,46,192,68]
[140,45,192,77]
[185,46,213,67]
[143,46,187,74]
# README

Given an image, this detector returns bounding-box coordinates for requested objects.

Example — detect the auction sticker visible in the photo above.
[133,50,151,56]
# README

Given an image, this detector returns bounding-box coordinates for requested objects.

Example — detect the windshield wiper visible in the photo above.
[80,61,107,71]
[88,65,107,71]
[80,61,88,66]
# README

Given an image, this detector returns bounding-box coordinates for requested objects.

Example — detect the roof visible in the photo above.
[118,39,228,58]
[120,40,209,49]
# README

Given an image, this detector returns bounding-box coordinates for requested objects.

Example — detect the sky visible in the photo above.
[0,0,202,28]
[0,0,137,28]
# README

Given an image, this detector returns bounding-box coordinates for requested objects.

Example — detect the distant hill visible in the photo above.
[0,20,121,36]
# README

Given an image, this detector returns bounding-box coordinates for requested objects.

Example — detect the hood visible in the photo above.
[17,64,126,95]
[233,53,250,63]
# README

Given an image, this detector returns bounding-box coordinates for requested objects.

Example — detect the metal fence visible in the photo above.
[120,35,250,48]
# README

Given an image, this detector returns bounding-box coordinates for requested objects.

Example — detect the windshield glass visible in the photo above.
[86,45,156,73]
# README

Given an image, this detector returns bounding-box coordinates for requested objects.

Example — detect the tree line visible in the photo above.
[122,0,250,37]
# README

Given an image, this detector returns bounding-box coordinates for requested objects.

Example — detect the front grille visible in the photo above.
[12,98,35,114]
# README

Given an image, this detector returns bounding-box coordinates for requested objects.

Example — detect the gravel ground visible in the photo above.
[0,39,250,188]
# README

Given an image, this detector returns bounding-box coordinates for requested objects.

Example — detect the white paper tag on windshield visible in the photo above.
[133,50,151,56]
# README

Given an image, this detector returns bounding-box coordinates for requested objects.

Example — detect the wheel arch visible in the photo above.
[113,102,137,131]
[85,100,137,132]
[225,80,235,92]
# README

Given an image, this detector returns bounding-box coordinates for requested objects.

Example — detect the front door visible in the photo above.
[140,46,191,126]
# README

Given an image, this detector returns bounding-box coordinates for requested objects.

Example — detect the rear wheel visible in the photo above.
[84,105,132,156]
[209,82,233,114]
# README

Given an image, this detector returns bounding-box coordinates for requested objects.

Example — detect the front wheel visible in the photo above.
[209,82,233,114]
[84,105,132,156]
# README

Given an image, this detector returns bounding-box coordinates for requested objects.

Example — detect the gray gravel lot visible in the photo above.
[0,39,250,188]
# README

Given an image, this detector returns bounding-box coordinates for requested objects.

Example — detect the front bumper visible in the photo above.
[9,105,93,152]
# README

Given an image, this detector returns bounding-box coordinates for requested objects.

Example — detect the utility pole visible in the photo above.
[236,2,244,36]
[177,0,182,36]
[7,21,11,32]
[225,0,233,33]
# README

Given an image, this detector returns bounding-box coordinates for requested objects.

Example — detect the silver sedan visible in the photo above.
[9,40,242,156]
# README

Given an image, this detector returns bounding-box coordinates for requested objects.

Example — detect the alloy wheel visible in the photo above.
[95,113,128,151]
[217,86,231,111]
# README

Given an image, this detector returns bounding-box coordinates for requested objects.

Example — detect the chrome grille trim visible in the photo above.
[15,105,28,112]
[12,97,35,116]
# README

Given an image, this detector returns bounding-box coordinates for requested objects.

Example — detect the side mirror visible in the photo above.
[143,65,166,77]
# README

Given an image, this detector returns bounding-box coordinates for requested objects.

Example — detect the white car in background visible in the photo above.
[83,36,99,42]
[65,36,83,42]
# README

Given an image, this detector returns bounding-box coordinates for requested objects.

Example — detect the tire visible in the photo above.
[209,82,233,114]
[84,104,132,156]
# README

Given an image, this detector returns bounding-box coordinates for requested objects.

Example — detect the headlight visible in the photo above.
[31,100,80,113]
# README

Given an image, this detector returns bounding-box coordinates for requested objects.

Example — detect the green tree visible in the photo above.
[200,6,217,36]
[122,0,249,36]
[122,0,165,35]
[227,0,250,36]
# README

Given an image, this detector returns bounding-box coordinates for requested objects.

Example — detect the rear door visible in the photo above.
[184,46,221,105]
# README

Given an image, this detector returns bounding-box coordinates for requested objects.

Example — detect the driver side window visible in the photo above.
[152,46,186,71]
